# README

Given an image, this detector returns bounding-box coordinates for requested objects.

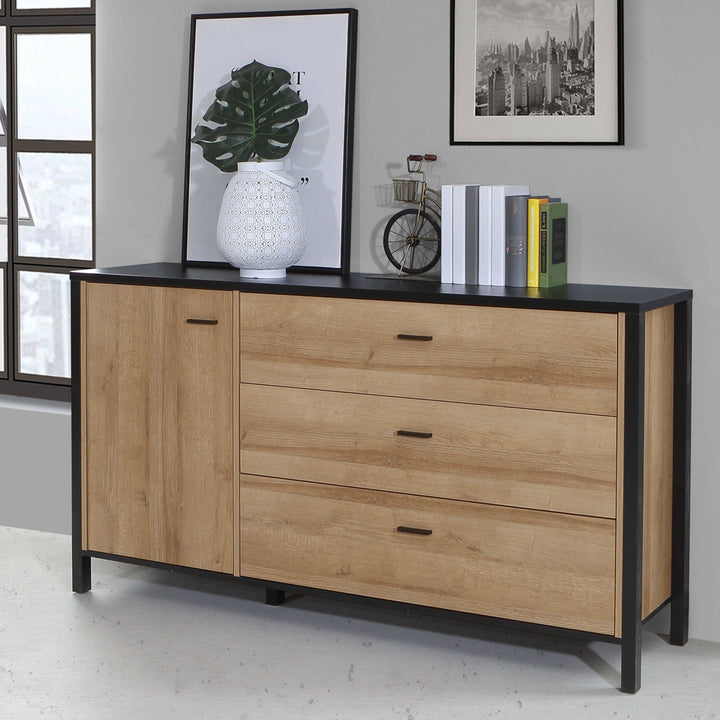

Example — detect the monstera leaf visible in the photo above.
[192,60,309,171]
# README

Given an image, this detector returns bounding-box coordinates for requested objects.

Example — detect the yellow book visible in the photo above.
[527,197,549,287]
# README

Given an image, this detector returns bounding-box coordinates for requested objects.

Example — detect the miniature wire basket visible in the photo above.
[392,178,422,203]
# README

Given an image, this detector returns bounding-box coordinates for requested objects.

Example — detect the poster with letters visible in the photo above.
[182,10,357,273]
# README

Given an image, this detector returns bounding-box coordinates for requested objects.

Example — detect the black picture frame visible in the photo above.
[181,8,357,275]
[450,0,624,145]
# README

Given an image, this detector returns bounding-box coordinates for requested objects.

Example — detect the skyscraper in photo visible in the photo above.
[569,2,580,48]
[528,77,544,110]
[545,46,560,104]
[509,67,528,115]
[581,20,595,61]
[488,66,506,115]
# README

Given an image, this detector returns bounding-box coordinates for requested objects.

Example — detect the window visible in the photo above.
[0,1,94,400]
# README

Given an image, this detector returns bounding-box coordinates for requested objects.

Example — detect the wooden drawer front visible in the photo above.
[240,294,618,415]
[241,385,617,518]
[240,476,616,634]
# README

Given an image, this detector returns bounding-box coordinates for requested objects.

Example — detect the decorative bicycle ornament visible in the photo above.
[383,154,441,275]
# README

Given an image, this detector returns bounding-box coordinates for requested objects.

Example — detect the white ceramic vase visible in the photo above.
[216,160,306,278]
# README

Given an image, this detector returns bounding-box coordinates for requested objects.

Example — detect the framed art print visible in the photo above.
[450,0,623,145]
[182,9,357,273]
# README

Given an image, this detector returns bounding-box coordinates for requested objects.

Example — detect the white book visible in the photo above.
[440,185,454,283]
[464,185,480,285]
[452,185,468,284]
[478,185,493,286]
[491,185,530,286]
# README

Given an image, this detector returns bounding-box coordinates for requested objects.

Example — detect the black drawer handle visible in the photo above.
[396,430,433,439]
[186,318,218,325]
[397,526,432,536]
[396,333,433,342]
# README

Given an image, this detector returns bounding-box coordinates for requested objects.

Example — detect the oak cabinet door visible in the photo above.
[83,283,235,573]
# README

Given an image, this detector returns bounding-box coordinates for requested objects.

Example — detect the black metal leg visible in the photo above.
[670,300,692,646]
[73,554,91,593]
[621,631,641,694]
[621,312,645,694]
[265,587,286,606]
[71,280,90,594]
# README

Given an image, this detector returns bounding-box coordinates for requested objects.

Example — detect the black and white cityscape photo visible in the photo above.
[475,0,595,116]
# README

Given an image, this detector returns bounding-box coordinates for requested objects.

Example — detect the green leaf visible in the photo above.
[191,60,309,171]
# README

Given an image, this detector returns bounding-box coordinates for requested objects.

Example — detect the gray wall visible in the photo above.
[0,399,71,535]
[1,0,718,642]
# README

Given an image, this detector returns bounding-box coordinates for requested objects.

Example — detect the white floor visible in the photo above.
[1,526,718,720]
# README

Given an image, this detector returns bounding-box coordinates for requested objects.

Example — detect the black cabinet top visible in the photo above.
[71,263,692,313]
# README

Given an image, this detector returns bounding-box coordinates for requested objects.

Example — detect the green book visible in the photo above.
[539,203,568,288]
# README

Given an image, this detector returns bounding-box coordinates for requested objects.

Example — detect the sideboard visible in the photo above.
[70,263,692,693]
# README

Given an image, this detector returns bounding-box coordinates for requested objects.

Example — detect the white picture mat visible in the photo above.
[185,13,351,269]
[453,0,620,143]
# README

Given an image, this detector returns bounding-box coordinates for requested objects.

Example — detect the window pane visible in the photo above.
[0,267,5,375]
[16,33,92,141]
[17,153,93,260]
[0,151,7,262]
[16,0,92,9]
[18,270,71,379]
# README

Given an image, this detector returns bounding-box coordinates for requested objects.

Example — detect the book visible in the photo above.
[504,194,530,288]
[452,184,468,284]
[450,183,481,284]
[477,186,492,285]
[491,185,530,286]
[539,202,568,288]
[526,196,549,288]
[440,185,453,283]
[464,185,480,285]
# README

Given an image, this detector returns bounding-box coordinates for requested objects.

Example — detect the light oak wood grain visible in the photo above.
[84,283,235,573]
[240,475,617,634]
[240,294,619,415]
[642,305,675,618]
[240,384,618,518]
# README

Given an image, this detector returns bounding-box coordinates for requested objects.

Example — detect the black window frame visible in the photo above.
[0,2,95,402]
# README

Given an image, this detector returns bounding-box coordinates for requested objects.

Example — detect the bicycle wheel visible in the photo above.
[383,208,441,275]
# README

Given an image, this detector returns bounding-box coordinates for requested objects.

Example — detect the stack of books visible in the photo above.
[441,185,568,288]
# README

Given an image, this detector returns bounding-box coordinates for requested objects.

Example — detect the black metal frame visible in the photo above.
[70,277,89,590]
[670,300,692,646]
[618,301,692,692]
[449,0,625,146]
[180,8,357,276]
[70,271,692,694]
[620,311,645,693]
[0,6,94,400]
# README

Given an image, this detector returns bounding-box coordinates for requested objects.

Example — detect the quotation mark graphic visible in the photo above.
[299,177,310,185]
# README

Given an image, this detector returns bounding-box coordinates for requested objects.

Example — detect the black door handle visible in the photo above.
[396,526,432,536]
[396,334,433,342]
[186,318,219,325]
[396,430,433,439]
